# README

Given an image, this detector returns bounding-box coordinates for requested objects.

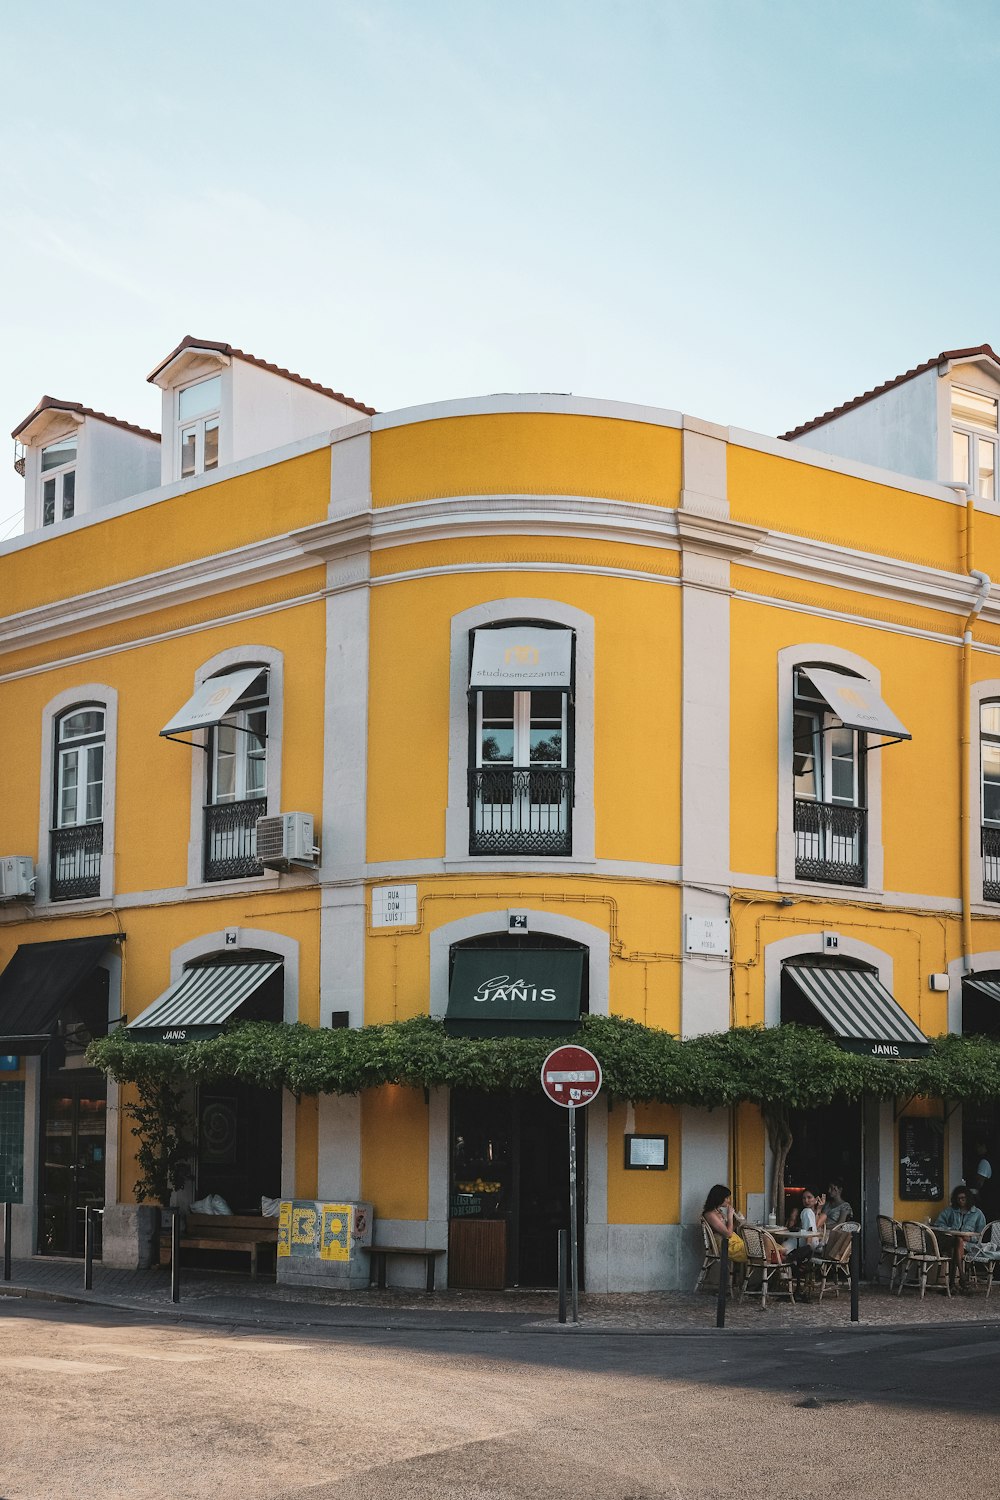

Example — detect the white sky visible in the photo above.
[2,0,999,538]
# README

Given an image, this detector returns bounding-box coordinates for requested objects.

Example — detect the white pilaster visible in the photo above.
[679,422,732,1038]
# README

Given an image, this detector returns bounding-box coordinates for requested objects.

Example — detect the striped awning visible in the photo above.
[784,963,929,1058]
[965,976,1000,1005]
[127,961,281,1043]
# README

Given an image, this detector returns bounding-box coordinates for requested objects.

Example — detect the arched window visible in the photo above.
[981,701,1000,902]
[469,622,573,856]
[792,665,866,886]
[777,645,909,893]
[51,705,106,901]
[203,668,269,882]
[445,600,594,864]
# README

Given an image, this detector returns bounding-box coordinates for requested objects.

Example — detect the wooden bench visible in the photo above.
[160,1213,279,1280]
[366,1244,446,1292]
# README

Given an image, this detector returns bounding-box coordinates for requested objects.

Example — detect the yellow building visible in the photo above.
[2,338,1000,1290]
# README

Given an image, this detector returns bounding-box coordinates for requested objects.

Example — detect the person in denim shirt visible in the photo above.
[934,1185,986,1289]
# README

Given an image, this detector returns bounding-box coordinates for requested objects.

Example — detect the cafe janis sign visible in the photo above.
[446,947,584,1032]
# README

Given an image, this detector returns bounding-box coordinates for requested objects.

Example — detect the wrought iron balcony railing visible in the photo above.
[793,798,866,886]
[50,823,103,901]
[469,766,573,856]
[983,825,1000,902]
[203,798,266,881]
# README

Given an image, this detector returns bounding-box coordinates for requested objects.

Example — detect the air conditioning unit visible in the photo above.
[255,812,318,869]
[0,856,35,901]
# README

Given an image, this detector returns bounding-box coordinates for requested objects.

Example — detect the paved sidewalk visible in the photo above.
[3,1256,1000,1334]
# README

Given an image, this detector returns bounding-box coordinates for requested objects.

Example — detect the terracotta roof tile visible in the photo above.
[147,335,377,416]
[781,345,1000,441]
[11,395,160,443]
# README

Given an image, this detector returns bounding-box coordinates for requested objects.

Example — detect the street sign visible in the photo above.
[540,1044,602,1108]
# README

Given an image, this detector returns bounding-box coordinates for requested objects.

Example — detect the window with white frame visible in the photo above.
[51,706,105,900]
[981,701,1000,902]
[468,624,573,856]
[792,667,866,885]
[204,670,268,881]
[952,386,998,502]
[40,437,77,526]
[177,375,222,479]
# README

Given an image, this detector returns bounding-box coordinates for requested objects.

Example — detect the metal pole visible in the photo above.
[568,1106,579,1324]
[170,1209,181,1304]
[557,1228,567,1324]
[2,1202,10,1282]
[850,1227,860,1323]
[716,1233,729,1328]
[84,1206,94,1291]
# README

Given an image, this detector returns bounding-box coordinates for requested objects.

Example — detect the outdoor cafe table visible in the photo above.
[928,1224,980,1282]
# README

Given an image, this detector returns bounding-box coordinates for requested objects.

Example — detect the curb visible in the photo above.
[6,1284,1000,1339]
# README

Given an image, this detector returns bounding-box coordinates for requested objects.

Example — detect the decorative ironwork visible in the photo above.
[203,798,266,881]
[50,823,102,901]
[469,767,573,855]
[793,799,866,886]
[983,826,1000,902]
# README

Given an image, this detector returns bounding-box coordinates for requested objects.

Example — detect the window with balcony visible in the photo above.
[792,668,867,886]
[177,375,221,479]
[40,437,77,526]
[467,625,574,856]
[952,386,998,502]
[981,701,1000,901]
[203,670,268,881]
[51,707,104,900]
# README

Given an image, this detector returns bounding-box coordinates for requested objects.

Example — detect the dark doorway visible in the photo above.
[40,1073,107,1256]
[785,1099,863,1222]
[449,1089,585,1288]
[195,1082,283,1212]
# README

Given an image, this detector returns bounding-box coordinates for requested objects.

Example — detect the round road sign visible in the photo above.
[540,1044,602,1109]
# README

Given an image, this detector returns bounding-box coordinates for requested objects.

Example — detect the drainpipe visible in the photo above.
[953,482,992,972]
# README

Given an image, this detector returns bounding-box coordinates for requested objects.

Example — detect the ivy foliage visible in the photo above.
[86,1015,1000,1106]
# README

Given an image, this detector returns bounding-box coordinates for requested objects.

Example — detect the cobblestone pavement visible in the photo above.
[3,1256,1000,1332]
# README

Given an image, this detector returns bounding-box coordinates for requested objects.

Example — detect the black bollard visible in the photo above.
[2,1201,10,1282]
[170,1209,181,1304]
[716,1233,729,1328]
[557,1228,567,1324]
[850,1228,860,1323]
[84,1206,94,1290]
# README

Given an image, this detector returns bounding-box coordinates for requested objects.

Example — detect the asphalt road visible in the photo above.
[0,1299,996,1499]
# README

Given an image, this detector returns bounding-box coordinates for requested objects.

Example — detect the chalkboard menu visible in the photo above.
[899,1116,944,1202]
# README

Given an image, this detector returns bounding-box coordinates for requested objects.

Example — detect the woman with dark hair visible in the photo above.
[934,1184,986,1290]
[701,1184,747,1264]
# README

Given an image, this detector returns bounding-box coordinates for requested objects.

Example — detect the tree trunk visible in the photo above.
[764,1105,794,1221]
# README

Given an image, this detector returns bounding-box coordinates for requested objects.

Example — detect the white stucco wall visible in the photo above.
[788,367,939,483]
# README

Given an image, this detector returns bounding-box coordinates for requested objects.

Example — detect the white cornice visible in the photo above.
[2,486,998,661]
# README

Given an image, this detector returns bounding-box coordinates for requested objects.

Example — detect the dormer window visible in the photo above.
[178,375,221,479]
[952,386,998,501]
[40,437,77,525]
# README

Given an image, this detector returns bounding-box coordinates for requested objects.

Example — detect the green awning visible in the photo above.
[0,935,119,1053]
[446,948,584,1037]
[127,961,281,1044]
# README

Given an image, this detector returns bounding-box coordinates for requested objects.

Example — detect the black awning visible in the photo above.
[446,947,584,1037]
[0,935,120,1053]
[784,962,930,1059]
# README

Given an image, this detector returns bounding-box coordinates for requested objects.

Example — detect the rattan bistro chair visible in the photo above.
[963,1221,1000,1295]
[875,1215,907,1290]
[897,1220,952,1299]
[740,1224,796,1308]
[816,1227,855,1302]
[694,1218,723,1294]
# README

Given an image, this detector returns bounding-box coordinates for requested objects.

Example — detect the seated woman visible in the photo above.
[934,1185,986,1290]
[702,1184,748,1265]
[786,1187,824,1293]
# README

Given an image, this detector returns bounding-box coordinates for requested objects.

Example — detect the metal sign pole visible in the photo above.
[568,1105,579,1324]
[2,1201,10,1282]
